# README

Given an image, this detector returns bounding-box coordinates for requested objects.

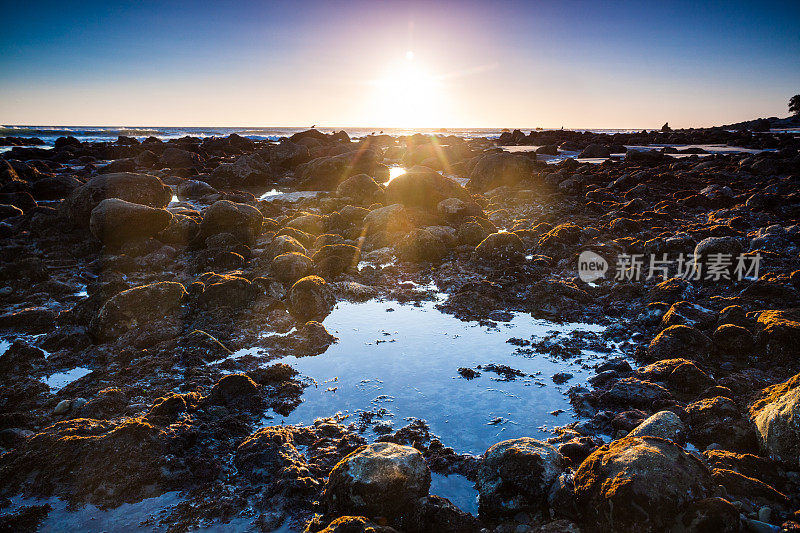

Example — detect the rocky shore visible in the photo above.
[0,124,799,532]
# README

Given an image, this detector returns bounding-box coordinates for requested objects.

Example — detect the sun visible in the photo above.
[369,53,445,128]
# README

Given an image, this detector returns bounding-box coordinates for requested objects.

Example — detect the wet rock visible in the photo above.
[176,179,217,199]
[90,281,187,341]
[754,309,800,364]
[0,418,173,507]
[713,323,755,355]
[456,220,492,246]
[156,212,200,245]
[363,204,414,246]
[711,469,788,507]
[686,396,758,453]
[0,307,57,334]
[336,173,383,203]
[147,393,189,422]
[476,437,564,519]
[322,442,431,519]
[396,228,449,262]
[199,200,263,244]
[661,301,716,330]
[79,388,128,419]
[385,166,471,211]
[312,244,361,279]
[598,377,673,409]
[473,231,525,261]
[436,197,482,223]
[267,234,308,259]
[628,410,686,443]
[647,277,689,304]
[573,436,713,532]
[317,516,399,533]
[0,203,23,219]
[578,144,611,158]
[468,153,535,191]
[751,372,800,466]
[60,172,172,227]
[646,325,711,361]
[210,153,273,187]
[693,236,743,260]
[635,358,715,396]
[272,252,314,283]
[298,149,382,190]
[158,147,202,169]
[398,495,481,533]
[680,497,740,533]
[288,275,335,321]
[88,198,172,247]
[199,274,255,309]
[209,374,259,406]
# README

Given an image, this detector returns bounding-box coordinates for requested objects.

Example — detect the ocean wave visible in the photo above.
[0,126,163,137]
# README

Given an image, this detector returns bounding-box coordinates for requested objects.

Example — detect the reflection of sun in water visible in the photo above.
[371,52,444,128]
[387,166,407,183]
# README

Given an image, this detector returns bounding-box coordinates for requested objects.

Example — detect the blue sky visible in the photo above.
[1,0,798,128]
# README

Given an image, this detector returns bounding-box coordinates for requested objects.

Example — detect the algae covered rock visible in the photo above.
[573,436,713,532]
[322,442,431,519]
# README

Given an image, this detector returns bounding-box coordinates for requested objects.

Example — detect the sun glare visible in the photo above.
[370,53,445,128]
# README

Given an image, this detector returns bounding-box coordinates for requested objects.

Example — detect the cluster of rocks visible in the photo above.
[0,124,799,531]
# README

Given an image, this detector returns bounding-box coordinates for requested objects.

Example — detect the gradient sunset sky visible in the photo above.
[1,0,798,129]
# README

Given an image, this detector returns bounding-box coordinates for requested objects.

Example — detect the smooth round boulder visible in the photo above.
[476,437,564,518]
[628,410,686,443]
[646,325,711,361]
[573,436,713,532]
[473,231,525,261]
[751,374,800,466]
[336,173,383,202]
[467,153,536,191]
[384,166,471,211]
[60,172,172,227]
[89,198,172,247]
[322,442,431,519]
[288,275,335,321]
[89,281,187,342]
[272,252,313,283]
[199,200,263,244]
[395,228,448,262]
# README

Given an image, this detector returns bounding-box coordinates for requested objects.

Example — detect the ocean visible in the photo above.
[0,125,646,146]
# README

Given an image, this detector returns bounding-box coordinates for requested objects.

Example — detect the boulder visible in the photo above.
[473,232,525,261]
[209,374,259,406]
[322,442,431,519]
[578,144,611,158]
[297,149,382,190]
[686,396,758,453]
[176,179,217,199]
[476,437,564,518]
[646,325,711,361]
[336,173,383,203]
[751,373,800,466]
[693,236,743,260]
[60,172,172,227]
[467,153,536,191]
[199,200,263,244]
[90,281,187,342]
[755,309,800,363]
[363,204,413,236]
[89,198,172,247]
[158,147,202,169]
[384,166,472,211]
[573,436,713,532]
[312,244,361,279]
[628,410,686,443]
[395,228,448,262]
[210,153,273,187]
[288,275,335,321]
[661,301,716,330]
[272,252,314,283]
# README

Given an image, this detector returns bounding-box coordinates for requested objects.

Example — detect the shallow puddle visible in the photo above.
[256,298,620,455]
[45,367,92,391]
